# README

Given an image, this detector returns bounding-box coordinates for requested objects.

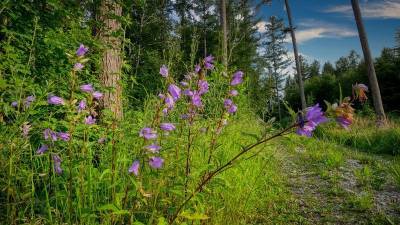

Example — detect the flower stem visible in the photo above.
[169,123,298,224]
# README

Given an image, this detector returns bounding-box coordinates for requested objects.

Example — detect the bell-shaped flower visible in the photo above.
[168,84,181,100]
[128,160,140,176]
[139,127,157,140]
[58,132,71,141]
[76,44,89,57]
[145,144,161,153]
[36,145,49,155]
[230,71,244,86]
[48,95,65,105]
[149,157,164,169]
[80,84,94,93]
[160,65,168,77]
[160,123,176,131]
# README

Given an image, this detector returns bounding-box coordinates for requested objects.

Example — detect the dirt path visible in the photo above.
[276,143,400,225]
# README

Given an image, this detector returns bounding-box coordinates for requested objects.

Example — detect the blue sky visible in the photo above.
[254,0,400,65]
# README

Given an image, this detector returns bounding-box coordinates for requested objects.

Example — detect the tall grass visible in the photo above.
[315,117,400,155]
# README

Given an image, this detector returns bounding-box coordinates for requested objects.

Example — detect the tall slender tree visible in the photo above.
[99,0,123,119]
[263,16,290,120]
[284,0,306,110]
[220,0,228,73]
[351,0,386,126]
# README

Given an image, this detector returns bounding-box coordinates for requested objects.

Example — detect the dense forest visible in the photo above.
[1,0,400,224]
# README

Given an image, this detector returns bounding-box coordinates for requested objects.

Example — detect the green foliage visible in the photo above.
[315,118,400,155]
[390,158,400,189]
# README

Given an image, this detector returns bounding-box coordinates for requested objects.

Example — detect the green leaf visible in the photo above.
[240,131,260,141]
[97,204,119,212]
[157,217,168,225]
[179,211,209,220]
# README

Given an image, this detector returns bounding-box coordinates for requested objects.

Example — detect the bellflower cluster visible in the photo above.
[333,98,355,129]
[219,70,244,118]
[43,128,70,142]
[353,83,368,103]
[204,55,214,70]
[224,99,237,114]
[80,83,103,100]
[296,104,328,137]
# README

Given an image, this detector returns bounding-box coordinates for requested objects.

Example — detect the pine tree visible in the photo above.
[263,16,290,120]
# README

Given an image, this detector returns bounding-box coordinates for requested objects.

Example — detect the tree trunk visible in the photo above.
[220,0,228,72]
[351,0,386,126]
[99,0,123,120]
[284,0,306,110]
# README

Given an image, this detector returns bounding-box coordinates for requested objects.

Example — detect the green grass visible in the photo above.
[315,117,400,155]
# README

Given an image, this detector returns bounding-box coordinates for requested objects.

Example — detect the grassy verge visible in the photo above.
[314,117,400,155]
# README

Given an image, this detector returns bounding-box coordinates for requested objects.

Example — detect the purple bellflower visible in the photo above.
[336,117,351,130]
[48,95,65,105]
[44,129,58,141]
[36,145,48,155]
[160,123,176,131]
[160,65,168,77]
[76,44,89,57]
[192,92,202,107]
[74,63,84,71]
[296,104,328,137]
[58,132,71,141]
[139,127,157,140]
[149,157,164,169]
[195,64,201,73]
[145,144,161,153]
[129,160,140,176]
[92,91,103,100]
[198,80,209,95]
[224,99,237,114]
[204,55,214,70]
[230,71,244,86]
[80,84,94,93]
[85,115,96,125]
[168,84,181,100]
[229,90,238,96]
[52,154,63,175]
[78,100,86,112]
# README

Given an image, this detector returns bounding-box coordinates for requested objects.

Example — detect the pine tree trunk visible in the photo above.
[351,0,386,126]
[284,0,306,110]
[99,0,123,120]
[220,0,228,72]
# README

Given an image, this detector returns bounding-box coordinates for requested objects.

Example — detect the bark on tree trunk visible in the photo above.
[99,0,123,120]
[351,0,386,126]
[220,0,228,72]
[284,0,306,110]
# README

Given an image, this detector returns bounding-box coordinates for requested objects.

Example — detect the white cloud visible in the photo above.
[254,20,269,33]
[286,19,357,44]
[324,0,400,19]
